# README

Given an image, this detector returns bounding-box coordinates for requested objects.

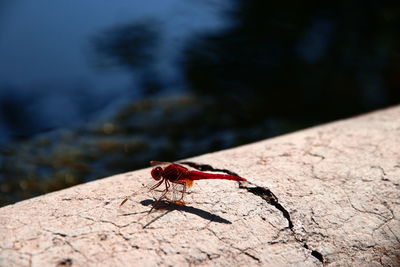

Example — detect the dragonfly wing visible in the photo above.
[170,182,187,202]
[151,181,183,202]
[144,179,166,200]
[146,179,186,202]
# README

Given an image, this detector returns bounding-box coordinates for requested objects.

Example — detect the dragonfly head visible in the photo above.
[151,166,163,180]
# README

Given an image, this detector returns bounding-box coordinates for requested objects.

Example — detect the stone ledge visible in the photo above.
[1,106,399,266]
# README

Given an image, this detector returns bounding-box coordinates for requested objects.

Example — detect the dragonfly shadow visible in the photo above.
[140,199,232,225]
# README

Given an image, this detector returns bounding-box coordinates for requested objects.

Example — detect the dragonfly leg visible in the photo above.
[149,179,164,191]
[157,180,170,201]
[149,180,170,213]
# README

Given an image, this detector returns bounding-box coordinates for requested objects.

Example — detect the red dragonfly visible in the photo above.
[120,161,247,207]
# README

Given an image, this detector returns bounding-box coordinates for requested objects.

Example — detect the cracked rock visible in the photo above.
[1,106,400,266]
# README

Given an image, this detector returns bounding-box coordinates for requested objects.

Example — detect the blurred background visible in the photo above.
[0,0,399,206]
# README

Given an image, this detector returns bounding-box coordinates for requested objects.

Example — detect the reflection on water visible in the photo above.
[184,1,400,122]
[0,0,230,144]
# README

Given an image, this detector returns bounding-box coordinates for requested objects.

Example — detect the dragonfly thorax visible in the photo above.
[162,164,189,182]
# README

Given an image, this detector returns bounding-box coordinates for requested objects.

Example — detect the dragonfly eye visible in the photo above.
[151,167,163,180]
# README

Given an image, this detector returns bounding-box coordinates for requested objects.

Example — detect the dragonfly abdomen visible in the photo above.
[188,170,247,181]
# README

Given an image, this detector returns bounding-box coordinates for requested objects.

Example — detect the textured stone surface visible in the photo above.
[1,107,400,266]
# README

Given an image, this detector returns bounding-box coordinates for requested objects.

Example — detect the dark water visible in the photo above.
[0,1,399,206]
[0,0,230,144]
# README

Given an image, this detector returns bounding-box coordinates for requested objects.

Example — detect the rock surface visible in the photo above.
[1,107,400,266]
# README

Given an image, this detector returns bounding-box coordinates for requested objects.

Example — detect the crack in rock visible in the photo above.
[238,182,293,229]
[180,161,325,264]
[304,244,324,263]
[241,249,261,263]
[57,258,73,267]
[238,181,324,263]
